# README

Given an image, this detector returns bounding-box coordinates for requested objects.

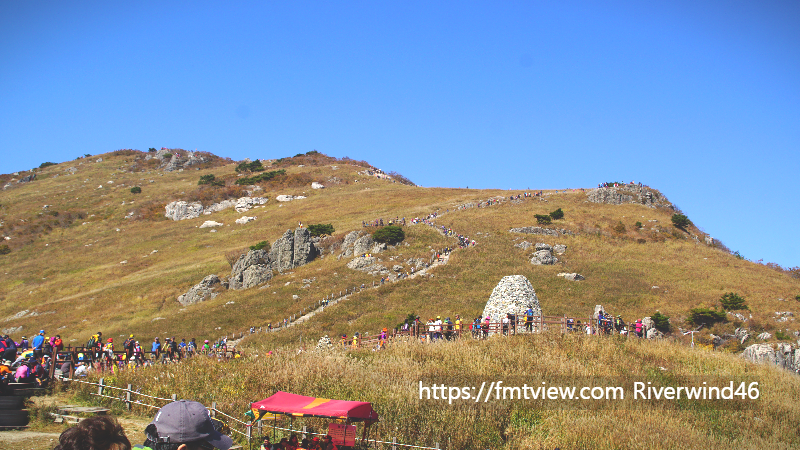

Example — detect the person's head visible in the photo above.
[39,330,45,335]
[289,434,298,444]
[147,400,232,450]
[54,415,131,450]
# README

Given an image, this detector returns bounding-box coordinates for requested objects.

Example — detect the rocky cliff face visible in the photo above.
[742,343,800,374]
[178,275,222,306]
[587,185,672,208]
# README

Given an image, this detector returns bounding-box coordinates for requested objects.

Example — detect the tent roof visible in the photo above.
[251,391,379,422]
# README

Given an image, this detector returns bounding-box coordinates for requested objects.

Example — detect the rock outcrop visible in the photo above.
[269,228,318,273]
[203,199,237,215]
[276,195,306,202]
[235,216,256,225]
[353,234,375,256]
[742,343,800,374]
[553,244,567,255]
[312,182,325,189]
[229,249,273,290]
[510,227,576,237]
[557,273,584,281]
[531,249,558,265]
[481,275,541,323]
[199,221,223,228]
[178,275,222,306]
[165,201,204,221]
[340,231,362,258]
[587,185,671,208]
[235,197,268,212]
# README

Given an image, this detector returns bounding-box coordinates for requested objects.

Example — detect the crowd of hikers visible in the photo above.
[362,216,406,227]
[0,329,245,390]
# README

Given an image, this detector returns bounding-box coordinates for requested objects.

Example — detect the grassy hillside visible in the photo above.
[1,149,798,347]
[3,149,800,449]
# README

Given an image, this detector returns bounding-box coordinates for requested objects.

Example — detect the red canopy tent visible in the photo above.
[251,391,379,445]
[251,391,379,422]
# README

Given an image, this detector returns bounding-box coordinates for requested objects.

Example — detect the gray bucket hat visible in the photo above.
[151,400,232,450]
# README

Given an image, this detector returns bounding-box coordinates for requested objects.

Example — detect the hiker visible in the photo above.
[525,308,534,332]
[53,415,131,450]
[502,315,510,335]
[1,335,16,361]
[151,337,161,361]
[138,400,233,450]
[32,329,45,359]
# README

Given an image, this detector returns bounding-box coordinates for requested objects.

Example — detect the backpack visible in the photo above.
[86,336,97,349]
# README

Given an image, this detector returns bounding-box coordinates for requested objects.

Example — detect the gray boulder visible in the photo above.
[269,227,318,273]
[553,244,567,255]
[481,275,541,324]
[510,227,576,237]
[757,332,772,341]
[531,250,558,265]
[346,256,386,275]
[735,327,750,344]
[203,199,237,215]
[535,243,552,251]
[18,174,36,183]
[235,196,269,212]
[514,241,532,250]
[178,275,221,306]
[229,249,273,290]
[557,273,584,281]
[165,201,203,221]
[353,234,375,256]
[340,231,362,257]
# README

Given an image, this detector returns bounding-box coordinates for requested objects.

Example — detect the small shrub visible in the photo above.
[198,174,224,186]
[250,241,270,251]
[236,160,265,173]
[613,221,626,234]
[687,307,727,326]
[720,292,748,311]
[549,208,564,220]
[294,153,304,158]
[130,186,142,194]
[225,249,245,268]
[534,214,552,225]
[775,330,791,341]
[148,148,157,152]
[373,225,405,245]
[651,312,670,332]
[39,162,56,169]
[635,221,643,229]
[306,150,320,156]
[733,251,744,260]
[671,213,690,230]
[308,224,335,237]
[236,169,286,185]
[0,244,10,255]
[84,153,91,157]
[796,294,800,302]
[162,153,172,159]
[637,238,646,244]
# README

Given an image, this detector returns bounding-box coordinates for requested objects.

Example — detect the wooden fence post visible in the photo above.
[98,378,105,396]
[171,394,177,401]
[302,425,307,439]
[211,402,217,418]
[392,436,397,450]
[126,384,132,410]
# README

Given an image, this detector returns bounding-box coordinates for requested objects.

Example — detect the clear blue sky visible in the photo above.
[2,1,798,268]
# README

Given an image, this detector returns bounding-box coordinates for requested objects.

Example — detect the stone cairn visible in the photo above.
[481,275,542,327]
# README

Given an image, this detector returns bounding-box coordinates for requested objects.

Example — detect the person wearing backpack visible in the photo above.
[525,308,534,332]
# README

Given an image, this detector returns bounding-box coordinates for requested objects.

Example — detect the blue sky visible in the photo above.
[1,1,798,267]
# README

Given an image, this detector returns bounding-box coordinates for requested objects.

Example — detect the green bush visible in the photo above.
[294,153,304,157]
[549,208,564,220]
[306,150,320,156]
[308,224,335,237]
[236,170,285,185]
[796,294,800,302]
[719,292,748,311]
[39,162,56,169]
[651,312,670,332]
[534,214,552,225]
[613,221,626,234]
[373,225,405,245]
[775,330,791,341]
[635,221,643,229]
[162,153,172,159]
[249,241,270,251]
[198,174,224,186]
[671,213,691,229]
[687,307,726,326]
[236,160,265,173]
[130,187,142,194]
[148,148,157,152]
[0,244,10,255]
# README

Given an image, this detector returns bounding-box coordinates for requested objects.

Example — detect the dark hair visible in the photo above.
[54,415,131,450]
